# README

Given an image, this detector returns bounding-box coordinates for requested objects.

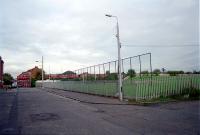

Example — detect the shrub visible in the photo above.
[182,87,200,98]
[31,78,36,87]
[141,70,149,76]
[167,71,184,76]
[127,69,136,78]
[153,69,161,76]
[105,73,118,80]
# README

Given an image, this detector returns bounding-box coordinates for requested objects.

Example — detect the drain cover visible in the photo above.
[30,113,60,122]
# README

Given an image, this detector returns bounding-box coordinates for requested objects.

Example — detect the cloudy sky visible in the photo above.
[0,0,199,77]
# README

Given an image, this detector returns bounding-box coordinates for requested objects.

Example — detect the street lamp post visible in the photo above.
[36,56,44,88]
[105,14,123,101]
[42,56,44,88]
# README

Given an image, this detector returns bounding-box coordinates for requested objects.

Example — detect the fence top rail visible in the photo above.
[73,52,151,72]
[122,52,151,60]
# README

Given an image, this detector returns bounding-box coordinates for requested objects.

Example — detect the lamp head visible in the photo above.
[105,14,112,17]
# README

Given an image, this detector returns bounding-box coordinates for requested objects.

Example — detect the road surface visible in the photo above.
[0,88,199,135]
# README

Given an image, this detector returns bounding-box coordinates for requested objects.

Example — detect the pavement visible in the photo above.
[43,88,127,105]
[0,88,199,135]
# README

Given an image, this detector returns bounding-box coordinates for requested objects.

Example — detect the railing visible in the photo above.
[123,75,200,100]
[41,80,118,97]
[36,75,200,101]
[60,53,152,82]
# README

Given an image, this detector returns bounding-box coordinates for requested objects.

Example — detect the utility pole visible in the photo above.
[105,14,123,101]
[116,20,123,101]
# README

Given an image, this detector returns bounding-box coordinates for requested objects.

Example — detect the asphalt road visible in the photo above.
[0,88,199,135]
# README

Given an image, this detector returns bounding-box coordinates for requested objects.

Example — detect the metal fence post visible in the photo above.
[139,55,141,79]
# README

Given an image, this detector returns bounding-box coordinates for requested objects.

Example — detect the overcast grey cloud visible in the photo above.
[0,0,199,77]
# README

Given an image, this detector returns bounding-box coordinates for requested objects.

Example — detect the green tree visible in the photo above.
[31,70,45,87]
[161,68,166,73]
[106,70,110,75]
[105,73,118,80]
[185,71,192,74]
[153,69,161,76]
[167,71,184,76]
[3,73,13,85]
[87,76,95,81]
[193,70,200,74]
[63,71,75,75]
[31,78,36,87]
[127,69,136,78]
[141,70,149,76]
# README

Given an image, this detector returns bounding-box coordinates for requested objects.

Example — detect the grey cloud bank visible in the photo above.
[0,0,199,77]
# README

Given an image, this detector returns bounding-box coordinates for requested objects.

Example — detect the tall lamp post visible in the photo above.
[36,56,44,88]
[105,14,123,101]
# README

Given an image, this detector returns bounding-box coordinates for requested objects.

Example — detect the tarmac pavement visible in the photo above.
[0,88,199,135]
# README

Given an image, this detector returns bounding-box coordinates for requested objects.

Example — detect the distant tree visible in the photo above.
[167,71,184,76]
[63,71,75,75]
[153,69,161,76]
[87,76,95,81]
[193,70,200,74]
[185,71,192,74]
[141,70,149,76]
[127,69,136,78]
[31,70,45,87]
[106,70,110,75]
[179,71,184,74]
[105,73,118,80]
[161,68,166,73]
[3,73,14,85]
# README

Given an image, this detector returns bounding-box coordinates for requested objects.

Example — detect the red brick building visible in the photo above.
[0,56,4,88]
[46,74,78,79]
[17,66,43,87]
[27,66,42,79]
[17,72,31,87]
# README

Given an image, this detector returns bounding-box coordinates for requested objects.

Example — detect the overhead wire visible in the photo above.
[121,44,199,47]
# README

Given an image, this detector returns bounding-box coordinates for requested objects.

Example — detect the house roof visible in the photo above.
[27,66,40,73]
